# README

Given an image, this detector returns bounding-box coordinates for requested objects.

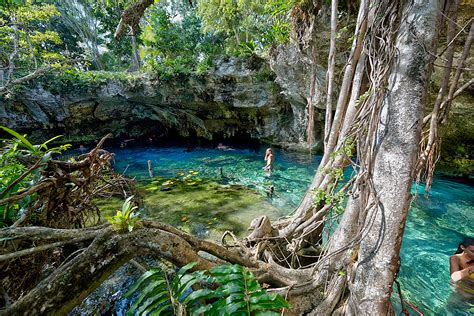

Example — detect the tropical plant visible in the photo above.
[0,1,63,95]
[106,195,140,232]
[124,261,205,315]
[0,126,71,226]
[140,6,224,76]
[0,126,70,156]
[197,264,290,315]
[125,262,290,315]
[55,0,105,70]
[197,0,293,56]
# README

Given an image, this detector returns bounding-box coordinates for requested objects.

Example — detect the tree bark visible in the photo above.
[348,0,443,313]
[2,226,216,316]
[129,31,141,72]
[324,0,338,149]
[289,0,368,222]
[115,0,154,39]
[416,0,460,188]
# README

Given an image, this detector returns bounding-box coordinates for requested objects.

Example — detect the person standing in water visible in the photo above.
[263,148,274,171]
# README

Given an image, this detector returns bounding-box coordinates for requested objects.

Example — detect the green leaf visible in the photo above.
[177,262,198,278]
[39,134,63,150]
[151,301,174,315]
[184,288,215,305]
[122,195,134,213]
[124,270,164,297]
[176,274,201,298]
[222,301,246,314]
[0,126,35,152]
[137,292,171,314]
[190,303,213,316]
[130,281,168,312]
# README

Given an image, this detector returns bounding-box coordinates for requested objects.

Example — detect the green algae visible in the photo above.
[141,175,279,238]
[95,174,279,240]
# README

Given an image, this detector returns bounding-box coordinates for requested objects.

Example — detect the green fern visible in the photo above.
[125,263,289,315]
[193,264,289,316]
[124,262,205,315]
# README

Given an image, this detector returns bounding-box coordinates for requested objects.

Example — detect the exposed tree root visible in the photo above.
[0,0,456,314]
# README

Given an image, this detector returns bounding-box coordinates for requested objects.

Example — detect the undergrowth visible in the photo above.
[125,262,289,315]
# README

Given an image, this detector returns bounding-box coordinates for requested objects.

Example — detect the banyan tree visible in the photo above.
[1,0,472,315]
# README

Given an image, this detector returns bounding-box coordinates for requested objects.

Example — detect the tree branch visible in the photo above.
[2,226,216,315]
[0,66,50,96]
[114,0,154,39]
[0,235,95,262]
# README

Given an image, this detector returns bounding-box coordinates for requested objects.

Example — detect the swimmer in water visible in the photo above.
[446,238,474,314]
[78,144,87,153]
[266,185,274,198]
[450,238,474,294]
[217,143,233,151]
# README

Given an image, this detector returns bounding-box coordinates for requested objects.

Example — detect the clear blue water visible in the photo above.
[101,144,473,315]
[108,145,321,217]
[396,180,474,315]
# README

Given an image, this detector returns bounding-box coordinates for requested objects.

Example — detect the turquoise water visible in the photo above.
[396,180,474,315]
[109,145,321,217]
[105,145,473,315]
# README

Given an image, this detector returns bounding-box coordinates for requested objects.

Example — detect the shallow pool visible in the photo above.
[104,144,473,315]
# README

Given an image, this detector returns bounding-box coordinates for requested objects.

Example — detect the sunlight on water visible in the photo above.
[104,145,473,315]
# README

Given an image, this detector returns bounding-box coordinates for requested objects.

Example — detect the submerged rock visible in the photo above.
[69,263,141,316]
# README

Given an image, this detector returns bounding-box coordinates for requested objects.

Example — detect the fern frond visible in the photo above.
[125,263,289,316]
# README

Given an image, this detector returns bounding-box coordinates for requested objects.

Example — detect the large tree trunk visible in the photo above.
[346,0,443,313]
[0,1,450,314]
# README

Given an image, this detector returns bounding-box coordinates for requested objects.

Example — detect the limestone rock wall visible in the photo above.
[0,57,324,150]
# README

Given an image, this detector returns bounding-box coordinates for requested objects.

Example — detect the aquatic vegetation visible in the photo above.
[138,174,279,238]
[147,170,204,191]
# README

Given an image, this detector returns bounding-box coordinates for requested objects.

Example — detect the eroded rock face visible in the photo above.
[0,57,324,150]
[269,43,327,150]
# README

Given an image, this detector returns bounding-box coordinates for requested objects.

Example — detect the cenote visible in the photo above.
[97,144,472,315]
[2,1,473,314]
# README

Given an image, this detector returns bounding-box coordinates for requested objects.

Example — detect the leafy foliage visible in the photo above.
[55,0,105,70]
[125,263,289,315]
[0,126,71,226]
[140,6,224,77]
[197,264,290,315]
[105,195,140,232]
[0,126,70,155]
[313,186,346,216]
[125,261,204,315]
[0,0,290,88]
[0,1,64,93]
[39,68,140,94]
[197,0,293,56]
